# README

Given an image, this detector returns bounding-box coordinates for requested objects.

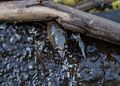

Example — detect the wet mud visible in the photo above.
[0,22,120,86]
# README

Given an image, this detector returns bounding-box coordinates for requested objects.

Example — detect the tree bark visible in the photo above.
[0,1,120,45]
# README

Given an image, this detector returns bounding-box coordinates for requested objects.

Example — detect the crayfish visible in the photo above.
[47,21,86,59]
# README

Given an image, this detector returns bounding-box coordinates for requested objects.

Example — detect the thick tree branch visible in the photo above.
[0,1,120,45]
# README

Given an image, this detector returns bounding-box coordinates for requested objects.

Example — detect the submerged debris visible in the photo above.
[71,33,86,60]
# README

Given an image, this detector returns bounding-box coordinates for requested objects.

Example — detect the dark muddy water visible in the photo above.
[0,22,120,86]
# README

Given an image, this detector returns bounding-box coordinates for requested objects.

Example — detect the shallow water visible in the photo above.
[0,22,120,86]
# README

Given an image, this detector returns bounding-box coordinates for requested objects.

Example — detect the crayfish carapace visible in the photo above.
[47,21,86,59]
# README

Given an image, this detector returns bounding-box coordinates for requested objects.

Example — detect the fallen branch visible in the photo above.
[41,1,120,45]
[0,1,120,46]
[0,0,41,9]
[74,0,114,11]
